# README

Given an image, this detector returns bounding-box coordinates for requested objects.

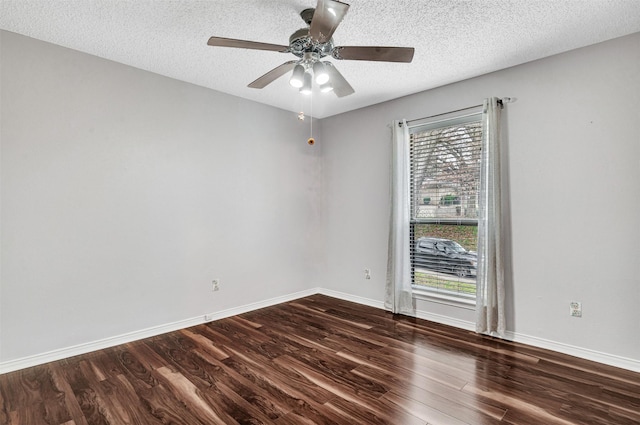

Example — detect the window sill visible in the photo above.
[412,286,476,310]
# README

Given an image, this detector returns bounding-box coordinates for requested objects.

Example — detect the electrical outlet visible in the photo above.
[364,268,371,280]
[570,301,582,317]
[212,279,220,292]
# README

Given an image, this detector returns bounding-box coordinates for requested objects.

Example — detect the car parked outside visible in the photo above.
[414,237,477,278]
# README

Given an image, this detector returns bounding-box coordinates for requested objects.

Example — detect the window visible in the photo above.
[409,112,483,302]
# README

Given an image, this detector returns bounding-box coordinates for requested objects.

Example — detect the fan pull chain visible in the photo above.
[308,92,315,145]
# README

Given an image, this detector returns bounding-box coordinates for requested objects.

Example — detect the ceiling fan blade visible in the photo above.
[207,36,289,53]
[309,0,350,44]
[325,63,354,97]
[332,46,415,63]
[248,61,298,89]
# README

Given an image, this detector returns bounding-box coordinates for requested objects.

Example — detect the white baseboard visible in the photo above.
[503,331,640,373]
[316,288,385,310]
[2,287,639,374]
[0,288,317,374]
[0,315,208,375]
[203,288,319,323]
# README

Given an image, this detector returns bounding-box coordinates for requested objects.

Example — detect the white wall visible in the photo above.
[321,33,640,364]
[0,30,324,362]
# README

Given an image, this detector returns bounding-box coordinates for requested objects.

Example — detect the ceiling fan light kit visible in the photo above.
[289,64,305,88]
[207,0,415,98]
[300,72,313,95]
[312,61,329,85]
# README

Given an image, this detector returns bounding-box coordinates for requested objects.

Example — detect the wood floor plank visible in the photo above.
[154,366,231,424]
[250,306,334,343]
[84,349,124,381]
[143,339,248,424]
[192,351,292,420]
[272,354,384,407]
[179,328,231,361]
[0,364,73,425]
[49,365,89,425]
[605,404,640,425]
[6,403,50,425]
[388,386,503,425]
[105,374,164,424]
[273,405,344,425]
[138,380,217,424]
[0,380,9,425]
[0,367,44,413]
[203,318,311,361]
[58,360,110,425]
[287,301,374,330]
[220,347,336,407]
[335,345,470,391]
[351,363,507,421]
[382,390,472,425]
[185,345,294,421]
[325,396,425,425]
[109,347,159,390]
[463,381,576,425]
[1,294,638,424]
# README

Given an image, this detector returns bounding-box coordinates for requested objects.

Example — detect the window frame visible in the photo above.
[408,110,483,308]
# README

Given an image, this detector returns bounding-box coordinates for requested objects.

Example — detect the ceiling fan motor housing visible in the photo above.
[289,29,333,59]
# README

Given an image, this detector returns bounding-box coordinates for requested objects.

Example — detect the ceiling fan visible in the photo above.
[207,0,415,98]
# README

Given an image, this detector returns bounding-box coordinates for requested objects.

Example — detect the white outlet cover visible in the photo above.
[570,302,582,317]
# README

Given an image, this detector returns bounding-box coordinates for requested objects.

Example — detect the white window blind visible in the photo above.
[409,113,482,299]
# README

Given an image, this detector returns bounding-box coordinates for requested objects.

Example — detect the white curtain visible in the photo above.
[476,97,505,336]
[385,119,414,315]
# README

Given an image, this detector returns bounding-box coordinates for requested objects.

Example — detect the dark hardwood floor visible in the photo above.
[1,294,639,424]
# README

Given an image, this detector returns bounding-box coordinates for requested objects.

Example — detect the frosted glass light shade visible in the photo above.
[313,61,329,85]
[289,64,305,88]
[300,72,312,95]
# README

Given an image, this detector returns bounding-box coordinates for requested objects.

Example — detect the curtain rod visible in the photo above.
[400,97,513,127]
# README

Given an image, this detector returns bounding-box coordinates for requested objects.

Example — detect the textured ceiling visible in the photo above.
[2,0,640,118]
